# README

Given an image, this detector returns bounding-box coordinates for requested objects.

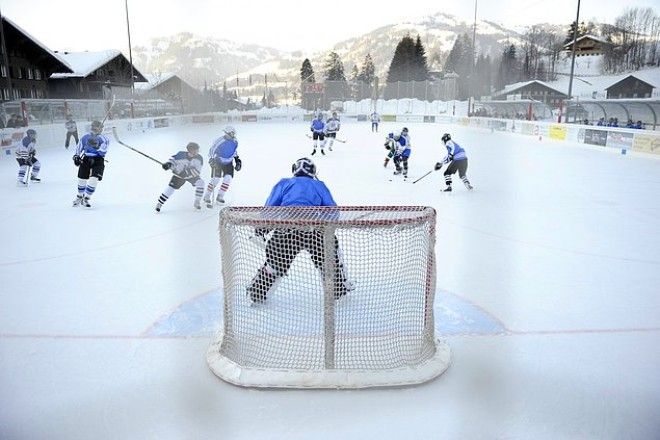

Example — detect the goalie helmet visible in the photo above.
[292,157,316,178]
[223,126,236,138]
[186,142,200,153]
[441,133,451,144]
[91,120,103,134]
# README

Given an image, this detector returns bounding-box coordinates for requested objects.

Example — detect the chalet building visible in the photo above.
[605,75,656,99]
[49,50,147,100]
[136,73,202,112]
[492,80,568,107]
[0,16,72,102]
[563,34,613,56]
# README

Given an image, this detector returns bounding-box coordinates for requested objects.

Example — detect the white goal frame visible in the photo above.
[207,206,451,388]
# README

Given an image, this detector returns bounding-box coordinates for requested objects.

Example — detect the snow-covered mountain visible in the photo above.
[133,12,525,90]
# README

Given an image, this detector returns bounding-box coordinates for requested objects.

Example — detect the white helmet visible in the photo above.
[223,126,236,138]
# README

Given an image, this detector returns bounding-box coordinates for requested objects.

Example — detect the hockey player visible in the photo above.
[384,132,411,178]
[383,127,411,168]
[203,126,241,206]
[72,120,109,207]
[64,115,79,149]
[246,157,352,304]
[370,111,381,132]
[156,142,205,212]
[435,133,473,192]
[324,111,341,151]
[15,129,41,185]
[310,113,326,155]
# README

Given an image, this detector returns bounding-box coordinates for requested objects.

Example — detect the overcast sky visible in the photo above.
[1,0,657,54]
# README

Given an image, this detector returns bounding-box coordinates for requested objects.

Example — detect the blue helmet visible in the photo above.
[292,157,316,178]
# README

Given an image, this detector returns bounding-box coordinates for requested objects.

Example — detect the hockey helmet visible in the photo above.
[186,142,200,153]
[441,133,451,144]
[223,126,236,138]
[91,120,103,134]
[292,157,317,178]
[402,127,409,134]
[26,129,37,137]
[332,111,338,117]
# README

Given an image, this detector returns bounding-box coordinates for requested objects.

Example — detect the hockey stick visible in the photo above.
[412,169,435,184]
[112,127,164,165]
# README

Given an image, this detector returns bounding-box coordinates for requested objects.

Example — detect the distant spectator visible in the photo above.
[64,115,79,149]
[597,117,606,126]
[583,119,591,125]
[626,119,635,129]
[613,117,619,127]
[635,120,644,130]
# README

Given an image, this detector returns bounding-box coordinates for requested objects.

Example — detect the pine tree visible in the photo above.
[357,53,376,83]
[300,58,315,83]
[386,35,417,83]
[323,52,346,81]
[413,35,429,81]
[350,65,359,81]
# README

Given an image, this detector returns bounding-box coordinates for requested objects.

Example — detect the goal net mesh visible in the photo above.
[207,206,450,388]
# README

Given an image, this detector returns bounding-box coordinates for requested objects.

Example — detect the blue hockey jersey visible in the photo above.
[443,140,467,163]
[75,133,109,158]
[310,118,325,133]
[265,176,336,207]
[208,136,238,165]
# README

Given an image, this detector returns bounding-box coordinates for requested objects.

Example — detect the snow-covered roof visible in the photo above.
[2,16,72,73]
[563,34,612,48]
[605,73,659,90]
[135,73,178,91]
[547,67,660,99]
[50,50,146,81]
[493,80,567,97]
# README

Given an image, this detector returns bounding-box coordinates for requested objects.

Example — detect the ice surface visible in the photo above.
[1,121,659,439]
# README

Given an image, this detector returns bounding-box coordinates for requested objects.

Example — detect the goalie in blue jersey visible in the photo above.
[246,157,353,304]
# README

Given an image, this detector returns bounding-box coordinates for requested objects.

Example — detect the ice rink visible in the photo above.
[1,120,659,439]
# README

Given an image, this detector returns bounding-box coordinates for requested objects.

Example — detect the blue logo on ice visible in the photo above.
[145,289,505,337]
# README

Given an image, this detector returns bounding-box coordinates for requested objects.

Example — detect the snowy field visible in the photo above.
[1,121,660,439]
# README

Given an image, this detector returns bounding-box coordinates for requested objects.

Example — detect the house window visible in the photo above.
[0,65,6,77]
[16,67,22,79]
[30,88,36,98]
[13,89,20,99]
[28,68,34,79]
[35,69,41,80]
[2,88,9,100]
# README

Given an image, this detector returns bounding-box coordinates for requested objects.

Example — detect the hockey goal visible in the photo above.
[207,206,450,388]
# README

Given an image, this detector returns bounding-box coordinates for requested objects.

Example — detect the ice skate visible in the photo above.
[81,196,91,207]
[155,202,162,213]
[311,149,317,156]
[216,196,225,205]
[17,180,27,187]
[30,176,41,182]
[72,195,83,206]
[464,181,474,190]
[321,149,325,155]
[443,185,452,192]
[194,199,201,210]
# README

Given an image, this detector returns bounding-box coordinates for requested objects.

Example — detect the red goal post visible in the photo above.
[207,206,451,388]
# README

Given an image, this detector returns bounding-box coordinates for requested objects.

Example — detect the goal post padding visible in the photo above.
[207,206,451,388]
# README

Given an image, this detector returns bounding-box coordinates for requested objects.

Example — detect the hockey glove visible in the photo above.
[208,158,217,168]
[234,157,242,171]
[73,155,82,166]
[162,162,172,170]
[434,162,443,171]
